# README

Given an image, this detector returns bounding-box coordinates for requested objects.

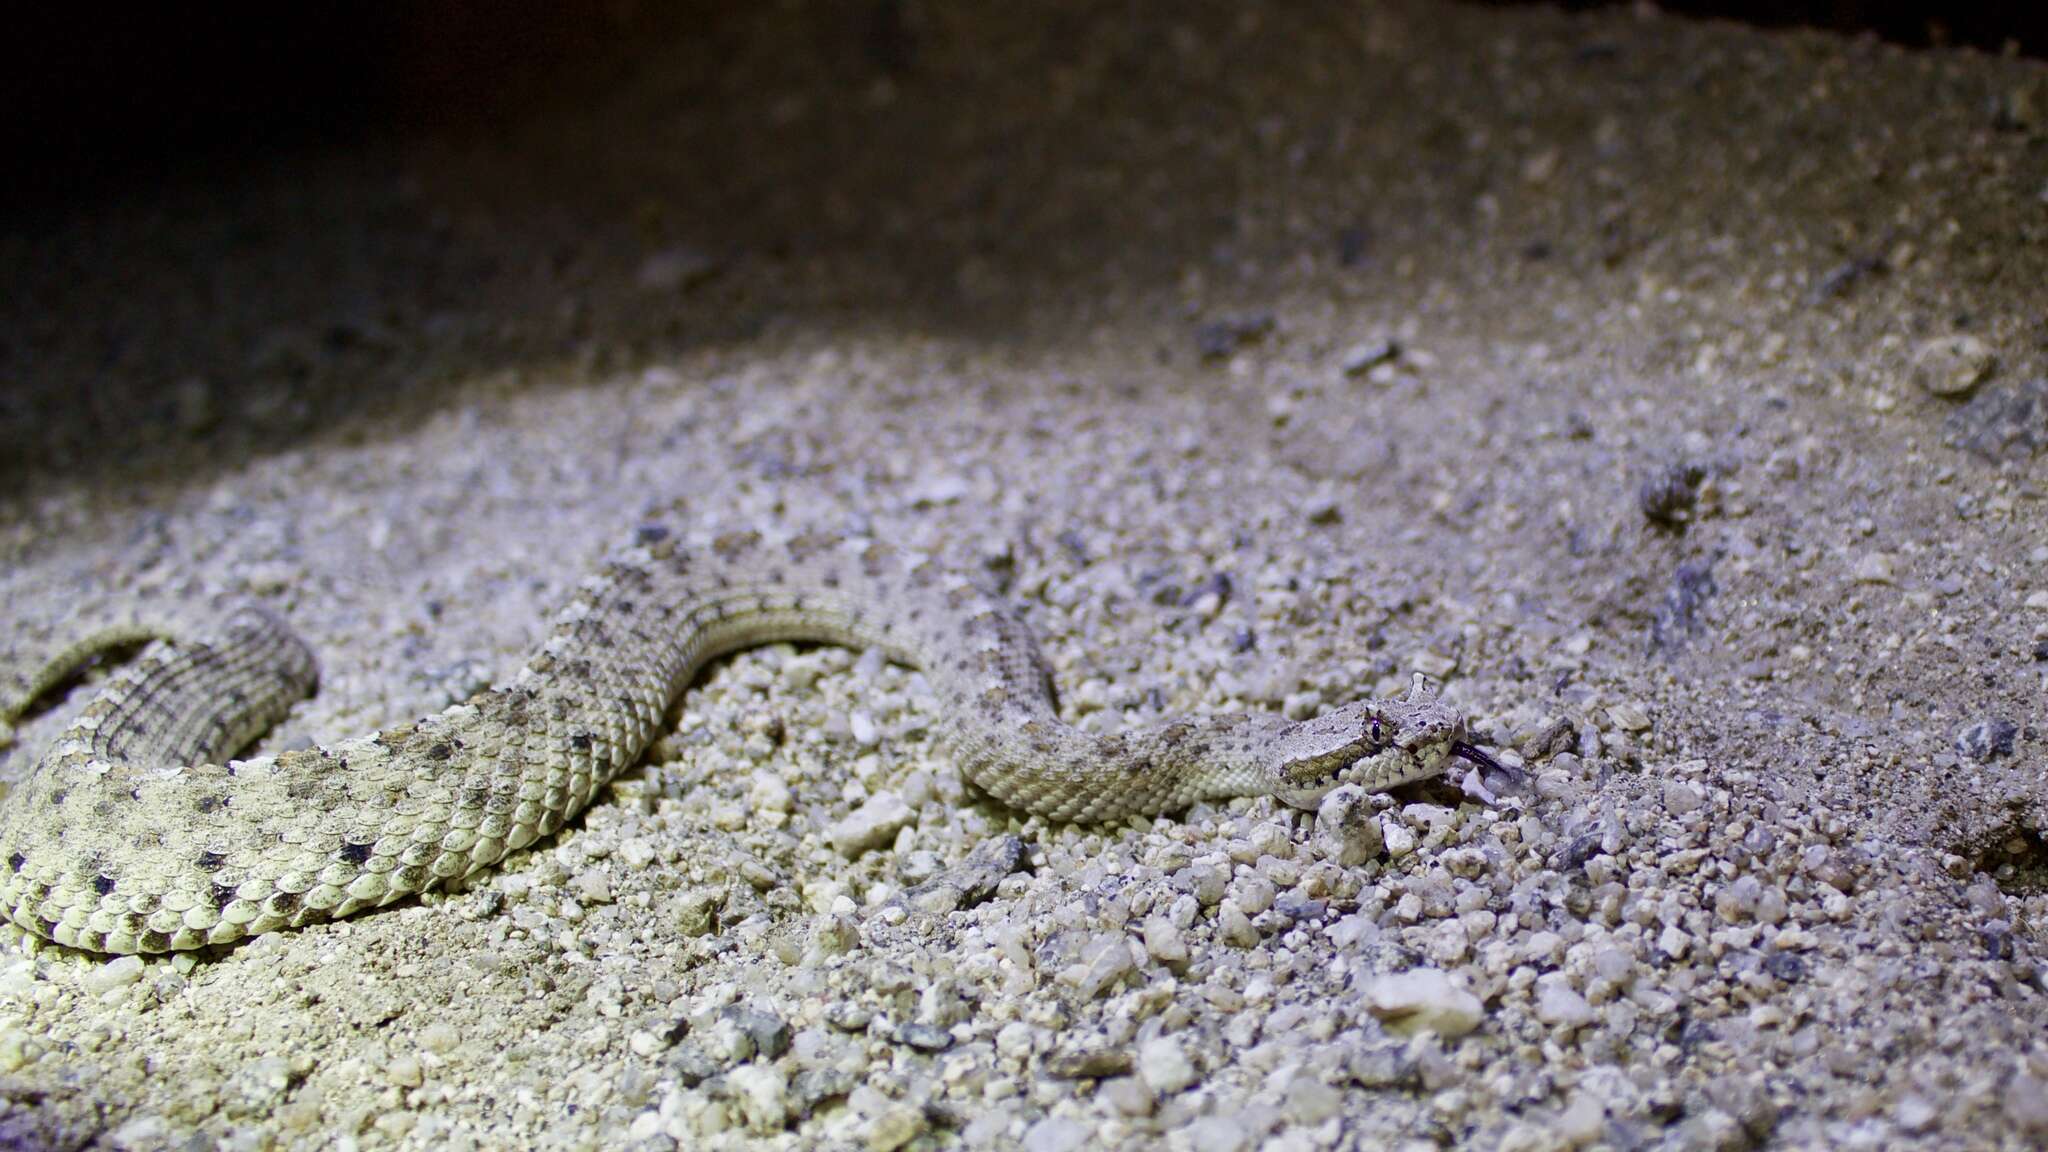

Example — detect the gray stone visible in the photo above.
[1955,717,2018,761]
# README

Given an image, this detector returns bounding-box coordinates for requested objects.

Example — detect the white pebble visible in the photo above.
[1361,969,1486,1038]
[1661,781,1703,816]
[1383,822,1418,859]
[387,1054,423,1087]
[1607,702,1653,732]
[1184,1116,1251,1152]
[995,1021,1036,1059]
[1535,975,1594,1030]
[849,711,880,746]
[1556,1095,1606,1146]
[1658,924,1692,960]
[1137,1036,1200,1095]
[1284,1077,1344,1125]
[1230,876,1275,916]
[81,955,145,997]
[1142,916,1189,966]
[1022,1116,1095,1152]
[829,793,914,857]
[725,1064,789,1132]
[573,870,613,905]
[1316,785,1384,865]
[1217,901,1259,948]
[1894,1095,1938,1134]
[108,1114,172,1150]
[749,772,793,813]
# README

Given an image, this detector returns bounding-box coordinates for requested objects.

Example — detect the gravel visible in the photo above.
[1,3,2042,1151]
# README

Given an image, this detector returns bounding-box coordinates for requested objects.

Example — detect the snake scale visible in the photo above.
[0,527,1496,955]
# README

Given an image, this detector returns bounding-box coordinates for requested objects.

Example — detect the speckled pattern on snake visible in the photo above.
[0,528,1500,955]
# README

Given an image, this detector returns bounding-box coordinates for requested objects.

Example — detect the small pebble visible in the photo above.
[849,711,880,746]
[1955,717,2018,761]
[81,956,145,997]
[1316,785,1385,866]
[866,1103,927,1152]
[1101,1076,1154,1117]
[1183,1116,1251,1152]
[1361,969,1486,1038]
[829,793,914,857]
[1607,702,1653,732]
[1661,781,1704,816]
[724,1008,791,1060]
[1142,916,1190,966]
[1639,462,1707,526]
[1022,1116,1096,1152]
[1340,339,1399,376]
[1535,976,1594,1030]
[1383,822,1418,859]
[1894,1095,1938,1134]
[573,869,613,905]
[1137,1036,1200,1095]
[1911,334,1996,397]
[2007,1072,2048,1134]
[1284,1077,1343,1125]
[894,1022,953,1052]
[726,1063,791,1132]
[1217,901,1259,948]
[1556,1096,1606,1146]
[388,1054,423,1087]
[674,890,721,936]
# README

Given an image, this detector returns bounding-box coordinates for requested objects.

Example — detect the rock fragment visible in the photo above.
[1136,1036,1201,1095]
[1912,334,1996,397]
[1315,785,1384,866]
[829,793,914,857]
[1955,717,2018,761]
[1361,969,1486,1038]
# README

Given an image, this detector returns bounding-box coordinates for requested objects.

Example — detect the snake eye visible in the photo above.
[1368,718,1385,746]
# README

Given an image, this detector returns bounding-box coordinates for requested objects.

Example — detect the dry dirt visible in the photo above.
[1,3,2044,1150]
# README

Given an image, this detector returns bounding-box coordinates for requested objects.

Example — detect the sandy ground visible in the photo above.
[1,2,2045,1149]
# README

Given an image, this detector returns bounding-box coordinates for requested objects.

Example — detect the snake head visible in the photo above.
[1269,675,1499,808]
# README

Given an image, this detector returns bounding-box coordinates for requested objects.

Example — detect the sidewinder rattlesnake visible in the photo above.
[0,527,1499,954]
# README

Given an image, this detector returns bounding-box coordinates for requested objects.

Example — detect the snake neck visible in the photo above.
[942,703,1286,823]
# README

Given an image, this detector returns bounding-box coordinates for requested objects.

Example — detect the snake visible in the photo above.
[0,527,1500,955]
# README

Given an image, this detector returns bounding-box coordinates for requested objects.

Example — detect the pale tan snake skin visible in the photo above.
[0,528,1492,955]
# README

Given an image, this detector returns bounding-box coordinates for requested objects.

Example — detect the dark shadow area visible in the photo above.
[1500,0,2046,57]
[0,3,703,217]
[2,1,2041,503]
